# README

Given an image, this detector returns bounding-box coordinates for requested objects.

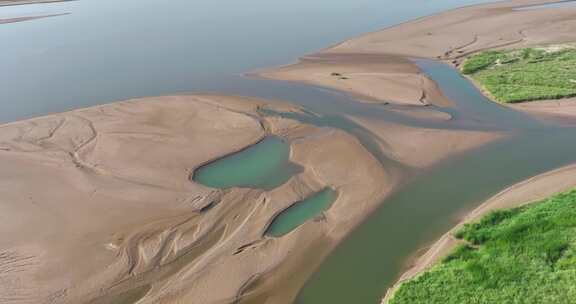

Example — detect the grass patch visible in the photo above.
[388,189,576,304]
[461,46,576,103]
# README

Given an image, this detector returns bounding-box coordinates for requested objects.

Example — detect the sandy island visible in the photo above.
[0,0,72,6]
[256,0,576,302]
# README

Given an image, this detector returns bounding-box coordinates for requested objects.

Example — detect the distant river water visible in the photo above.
[2,1,576,304]
[0,0,498,123]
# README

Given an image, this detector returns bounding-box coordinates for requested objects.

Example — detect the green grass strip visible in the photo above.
[388,189,576,304]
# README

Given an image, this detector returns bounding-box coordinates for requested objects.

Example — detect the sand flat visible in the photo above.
[2,0,575,303]
[0,94,396,303]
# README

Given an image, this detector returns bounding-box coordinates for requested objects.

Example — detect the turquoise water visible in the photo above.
[192,136,300,190]
[266,188,338,237]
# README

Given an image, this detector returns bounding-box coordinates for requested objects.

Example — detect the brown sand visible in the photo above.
[348,116,502,168]
[0,0,71,24]
[257,54,451,106]
[256,0,576,302]
[0,94,396,304]
[382,163,576,303]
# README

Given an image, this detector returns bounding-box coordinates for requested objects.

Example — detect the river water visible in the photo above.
[2,1,576,304]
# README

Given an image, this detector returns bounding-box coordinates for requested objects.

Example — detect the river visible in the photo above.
[2,1,575,304]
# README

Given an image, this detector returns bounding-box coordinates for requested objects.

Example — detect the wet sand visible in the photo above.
[257,54,451,106]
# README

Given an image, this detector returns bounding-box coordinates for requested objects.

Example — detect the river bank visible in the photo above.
[0,0,71,24]
[382,163,576,303]
[0,0,508,302]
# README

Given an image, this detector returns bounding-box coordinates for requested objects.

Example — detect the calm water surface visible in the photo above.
[516,0,576,10]
[193,136,300,190]
[266,188,338,237]
[3,1,576,304]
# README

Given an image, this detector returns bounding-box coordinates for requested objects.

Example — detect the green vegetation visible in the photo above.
[461,46,576,103]
[388,189,576,304]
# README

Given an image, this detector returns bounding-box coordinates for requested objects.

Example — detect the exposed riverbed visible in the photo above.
[2,1,576,304]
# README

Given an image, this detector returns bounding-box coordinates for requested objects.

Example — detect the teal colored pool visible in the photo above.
[266,188,338,237]
[192,136,301,190]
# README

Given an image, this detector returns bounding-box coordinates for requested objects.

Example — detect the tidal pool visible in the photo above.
[266,188,338,237]
[192,136,300,190]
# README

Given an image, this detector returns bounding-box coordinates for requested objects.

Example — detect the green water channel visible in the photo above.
[192,136,300,190]
[266,188,338,237]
